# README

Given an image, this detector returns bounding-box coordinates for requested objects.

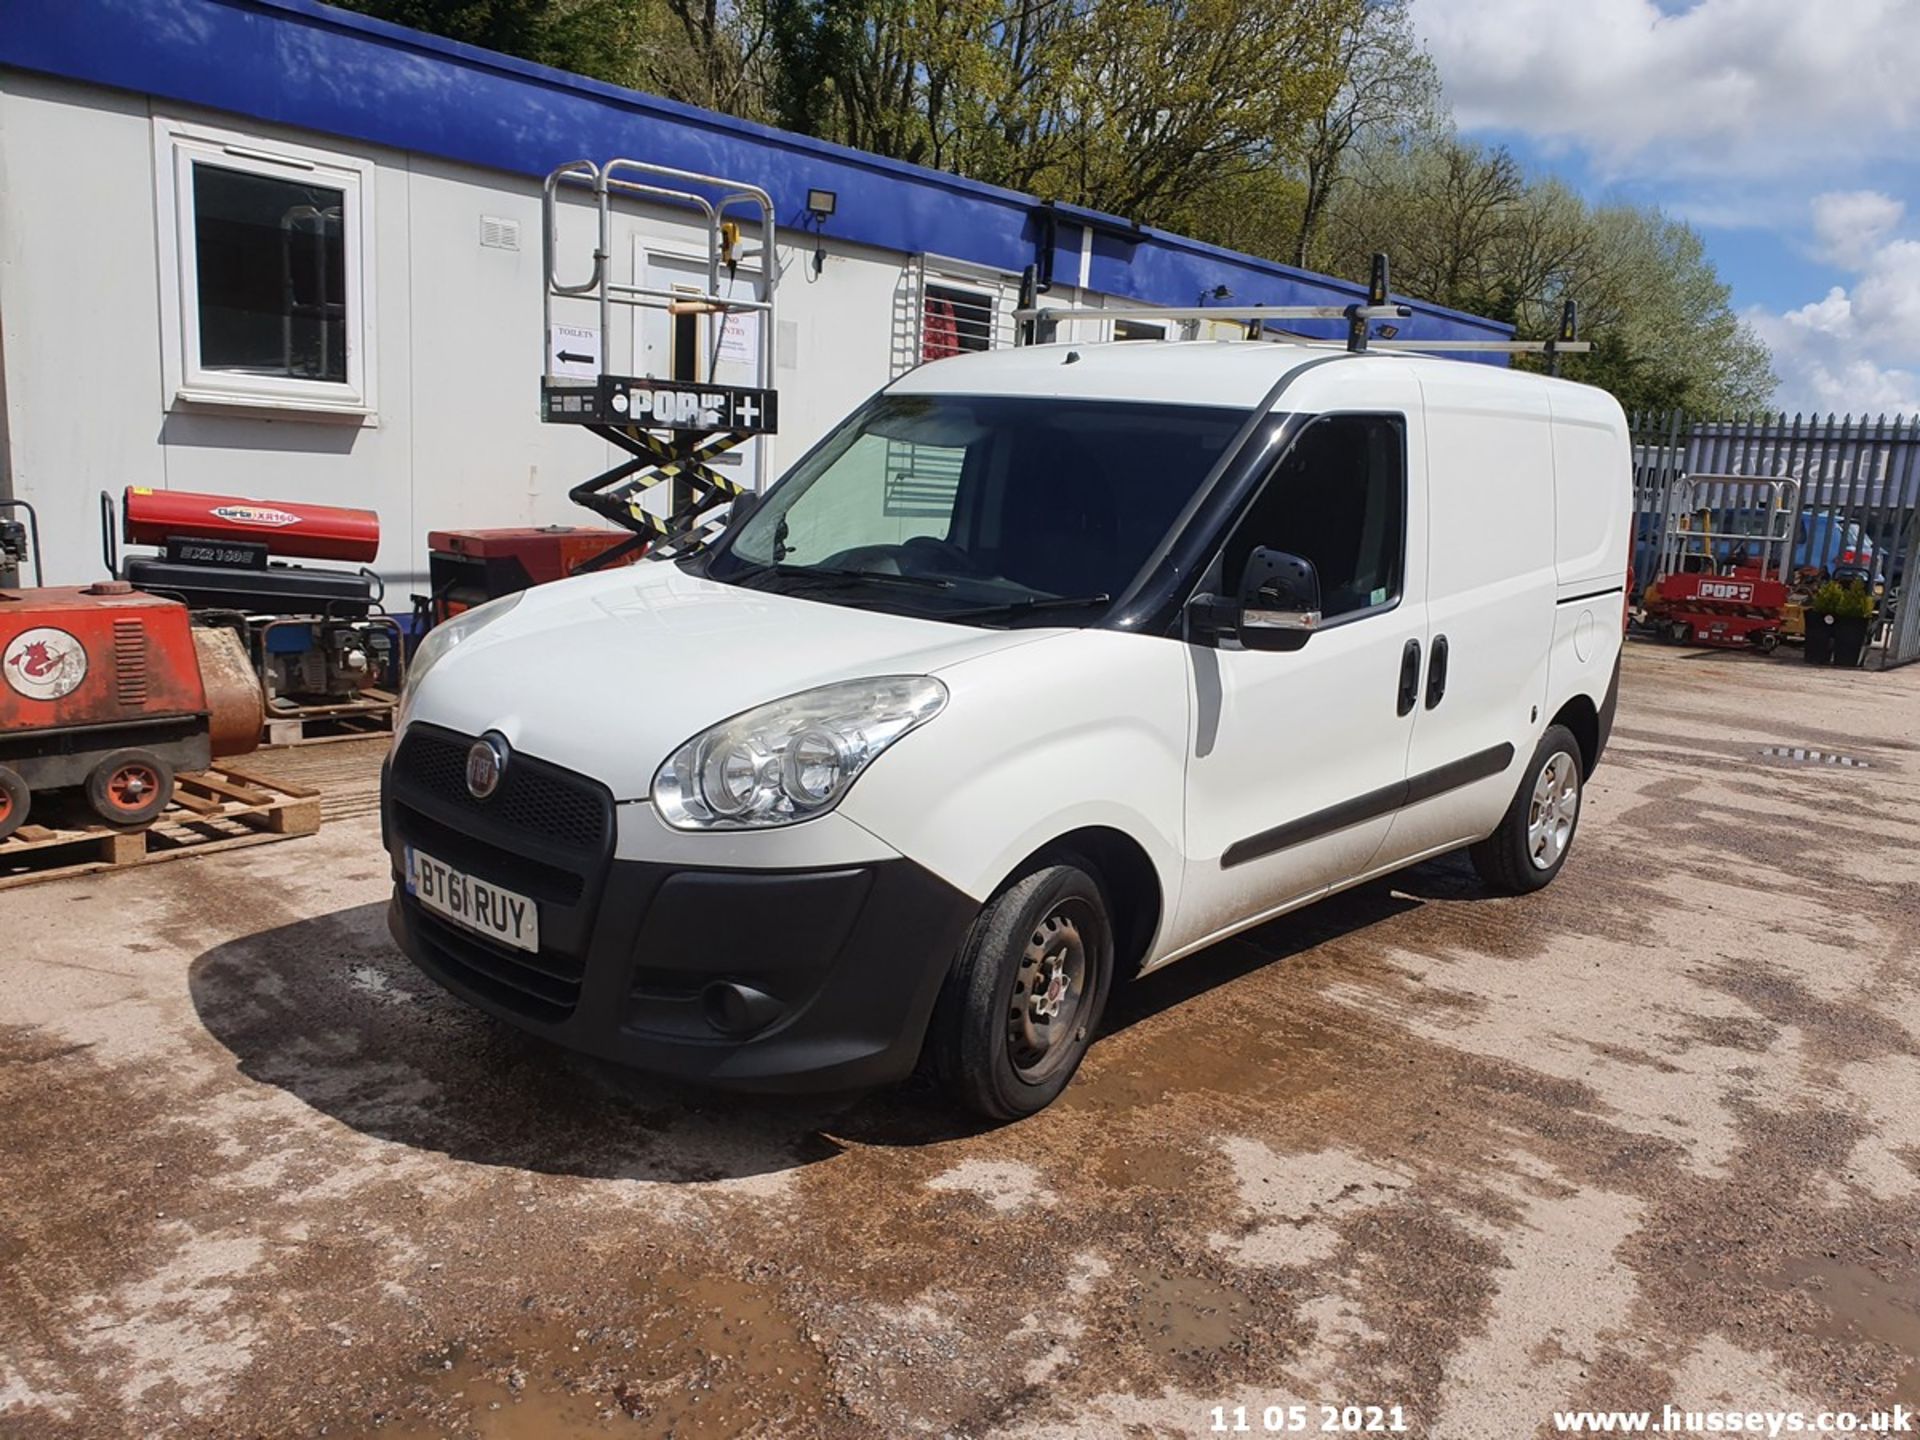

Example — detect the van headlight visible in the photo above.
[653,676,947,829]
[396,591,524,727]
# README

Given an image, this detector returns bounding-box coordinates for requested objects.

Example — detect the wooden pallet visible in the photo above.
[0,765,323,891]
[264,692,397,748]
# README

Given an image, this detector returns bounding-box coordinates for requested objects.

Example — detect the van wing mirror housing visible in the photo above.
[1236,547,1321,650]
[1187,547,1322,650]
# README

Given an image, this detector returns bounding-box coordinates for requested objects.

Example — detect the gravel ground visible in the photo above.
[3,643,1918,1439]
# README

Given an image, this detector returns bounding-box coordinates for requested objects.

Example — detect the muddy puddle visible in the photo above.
[1772,1255,1920,1399]
[353,1266,835,1440]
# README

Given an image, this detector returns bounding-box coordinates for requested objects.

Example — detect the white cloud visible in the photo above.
[1748,237,1920,414]
[1411,0,1920,179]
[1810,191,1905,269]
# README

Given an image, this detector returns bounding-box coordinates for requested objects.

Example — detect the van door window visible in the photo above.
[1223,414,1405,620]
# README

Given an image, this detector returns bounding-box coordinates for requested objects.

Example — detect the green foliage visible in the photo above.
[1312,138,1776,414]
[331,0,1780,415]
[1810,580,1874,619]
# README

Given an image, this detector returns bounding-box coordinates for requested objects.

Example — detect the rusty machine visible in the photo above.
[0,500,260,839]
[105,487,404,729]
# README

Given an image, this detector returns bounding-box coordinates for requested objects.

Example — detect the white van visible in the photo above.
[382,340,1629,1118]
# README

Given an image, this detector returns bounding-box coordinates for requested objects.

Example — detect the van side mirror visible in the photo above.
[1186,547,1322,650]
[1235,547,1321,650]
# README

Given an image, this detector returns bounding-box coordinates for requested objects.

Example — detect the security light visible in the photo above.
[806,188,837,219]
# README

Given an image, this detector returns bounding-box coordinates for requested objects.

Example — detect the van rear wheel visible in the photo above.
[1469,724,1584,895]
[928,858,1115,1121]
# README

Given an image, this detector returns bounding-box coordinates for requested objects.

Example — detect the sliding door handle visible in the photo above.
[1397,638,1421,716]
[1426,634,1450,709]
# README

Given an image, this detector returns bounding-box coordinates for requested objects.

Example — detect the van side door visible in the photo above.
[1163,390,1429,962]
[1383,368,1556,863]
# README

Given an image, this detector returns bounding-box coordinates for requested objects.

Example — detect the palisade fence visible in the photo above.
[1629,411,1920,667]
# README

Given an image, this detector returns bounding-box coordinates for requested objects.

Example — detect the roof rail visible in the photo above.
[1015,255,1592,373]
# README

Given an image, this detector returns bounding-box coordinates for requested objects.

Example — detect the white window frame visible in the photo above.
[154,118,377,417]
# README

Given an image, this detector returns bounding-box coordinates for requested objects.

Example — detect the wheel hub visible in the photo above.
[1525,750,1580,870]
[1008,905,1090,1079]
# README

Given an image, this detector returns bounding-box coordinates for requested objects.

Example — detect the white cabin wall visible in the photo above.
[0,74,171,578]
[0,69,1150,592]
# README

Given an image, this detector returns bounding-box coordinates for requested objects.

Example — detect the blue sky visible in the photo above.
[1409,0,1920,413]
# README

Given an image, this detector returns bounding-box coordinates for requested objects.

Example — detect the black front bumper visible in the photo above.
[381,730,977,1092]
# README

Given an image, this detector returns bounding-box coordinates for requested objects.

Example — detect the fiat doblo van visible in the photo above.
[383,340,1629,1118]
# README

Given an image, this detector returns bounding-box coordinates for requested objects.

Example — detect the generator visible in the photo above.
[420,525,639,626]
[109,487,404,725]
[1,499,259,837]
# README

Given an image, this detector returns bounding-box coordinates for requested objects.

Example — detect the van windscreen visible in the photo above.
[706,395,1249,624]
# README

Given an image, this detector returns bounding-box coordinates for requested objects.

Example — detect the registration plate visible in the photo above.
[405,847,540,953]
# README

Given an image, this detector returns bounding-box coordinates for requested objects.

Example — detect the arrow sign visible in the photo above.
[549,324,601,380]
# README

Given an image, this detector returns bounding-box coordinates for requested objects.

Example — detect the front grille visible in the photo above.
[388,723,615,1026]
[393,801,585,905]
[408,903,584,1020]
[394,727,610,855]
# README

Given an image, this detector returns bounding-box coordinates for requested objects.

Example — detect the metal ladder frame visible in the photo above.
[539,158,780,563]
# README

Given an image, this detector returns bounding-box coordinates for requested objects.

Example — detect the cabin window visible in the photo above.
[922,283,996,361]
[1226,414,1407,620]
[155,120,376,414]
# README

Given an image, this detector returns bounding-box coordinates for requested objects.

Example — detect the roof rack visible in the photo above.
[1014,253,1592,374]
[538,158,781,563]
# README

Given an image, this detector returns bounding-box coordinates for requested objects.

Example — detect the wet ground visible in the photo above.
[3,643,1919,1438]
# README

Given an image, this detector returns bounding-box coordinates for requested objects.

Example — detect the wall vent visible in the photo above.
[480,216,521,251]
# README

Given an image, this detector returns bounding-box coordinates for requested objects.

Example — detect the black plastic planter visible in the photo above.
[1805,614,1835,664]
[1831,615,1869,668]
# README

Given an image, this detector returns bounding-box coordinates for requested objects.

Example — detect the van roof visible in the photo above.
[888,339,1590,411]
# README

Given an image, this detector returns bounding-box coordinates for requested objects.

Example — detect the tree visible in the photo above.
[330,0,770,114]
[1290,0,1438,267]
[1316,137,1775,413]
[767,0,1359,235]
[337,0,1779,410]
[329,0,637,80]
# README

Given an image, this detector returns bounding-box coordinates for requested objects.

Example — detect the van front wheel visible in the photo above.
[1469,725,1584,895]
[929,859,1115,1121]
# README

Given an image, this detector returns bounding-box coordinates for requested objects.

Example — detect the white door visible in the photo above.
[1382,369,1557,863]
[632,249,768,493]
[1166,389,1430,959]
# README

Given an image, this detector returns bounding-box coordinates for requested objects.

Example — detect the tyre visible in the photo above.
[928,858,1115,1120]
[85,750,174,828]
[1469,725,1584,896]
[0,766,29,842]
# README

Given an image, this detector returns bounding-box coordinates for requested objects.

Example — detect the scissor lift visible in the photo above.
[1642,475,1801,651]
[539,158,781,567]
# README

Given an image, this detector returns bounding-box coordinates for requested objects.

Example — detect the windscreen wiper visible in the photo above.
[939,592,1113,621]
[765,563,956,592]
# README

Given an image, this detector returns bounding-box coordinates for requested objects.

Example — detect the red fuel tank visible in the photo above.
[123,487,380,564]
